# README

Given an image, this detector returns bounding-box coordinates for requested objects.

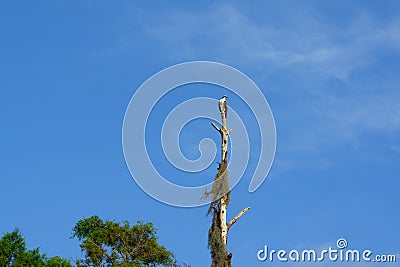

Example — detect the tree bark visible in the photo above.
[212,110,231,246]
[227,207,250,231]
[209,97,249,267]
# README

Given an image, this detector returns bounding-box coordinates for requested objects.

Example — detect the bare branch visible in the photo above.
[227,207,250,231]
[211,122,221,132]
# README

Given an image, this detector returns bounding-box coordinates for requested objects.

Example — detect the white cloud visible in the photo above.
[142,3,400,79]
[131,2,400,169]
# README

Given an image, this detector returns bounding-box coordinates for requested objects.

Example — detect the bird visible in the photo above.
[218,95,228,116]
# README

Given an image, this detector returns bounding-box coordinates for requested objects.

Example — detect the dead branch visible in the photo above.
[227,207,250,231]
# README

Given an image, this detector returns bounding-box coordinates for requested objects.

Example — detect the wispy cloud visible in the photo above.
[129,2,400,169]
[143,3,400,79]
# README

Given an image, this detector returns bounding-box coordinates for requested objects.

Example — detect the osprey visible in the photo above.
[219,95,228,116]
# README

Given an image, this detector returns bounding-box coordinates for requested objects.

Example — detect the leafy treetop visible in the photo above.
[0,228,72,267]
[71,215,175,267]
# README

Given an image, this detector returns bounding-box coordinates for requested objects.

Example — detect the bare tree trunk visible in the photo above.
[208,97,249,267]
[213,110,230,246]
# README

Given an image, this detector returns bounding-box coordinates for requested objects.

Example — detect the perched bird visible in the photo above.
[218,95,228,116]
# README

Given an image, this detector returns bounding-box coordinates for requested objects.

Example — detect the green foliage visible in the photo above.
[14,248,46,267]
[72,215,175,267]
[0,228,26,267]
[46,256,74,267]
[0,228,72,267]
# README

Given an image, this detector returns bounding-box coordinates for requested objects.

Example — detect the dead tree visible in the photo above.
[207,96,250,267]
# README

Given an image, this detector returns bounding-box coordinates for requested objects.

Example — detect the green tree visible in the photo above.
[0,228,28,266]
[0,228,72,267]
[46,256,75,267]
[71,215,174,267]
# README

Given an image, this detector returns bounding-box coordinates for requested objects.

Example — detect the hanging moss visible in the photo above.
[206,161,231,215]
[208,210,227,267]
[206,161,232,267]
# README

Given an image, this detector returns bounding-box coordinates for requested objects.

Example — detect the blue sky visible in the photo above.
[1,1,400,266]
